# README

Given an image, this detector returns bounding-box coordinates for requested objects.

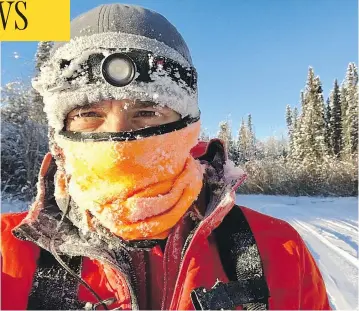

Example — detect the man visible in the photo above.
[1,3,330,310]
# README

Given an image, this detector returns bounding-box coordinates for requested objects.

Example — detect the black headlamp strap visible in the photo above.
[59,115,199,142]
[53,48,197,92]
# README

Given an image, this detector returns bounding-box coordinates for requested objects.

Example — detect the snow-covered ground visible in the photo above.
[236,194,358,310]
[2,195,358,309]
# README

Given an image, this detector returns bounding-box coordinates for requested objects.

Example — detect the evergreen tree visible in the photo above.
[217,120,231,146]
[237,119,250,163]
[0,42,53,200]
[247,114,256,160]
[330,79,342,157]
[340,83,351,159]
[346,63,358,155]
[35,41,53,70]
[1,81,48,201]
[341,63,358,158]
[243,64,357,197]
[218,120,237,162]
[286,105,293,131]
[293,107,299,130]
[29,41,54,125]
[291,92,305,161]
[291,107,300,157]
[1,82,31,125]
[324,97,332,155]
[296,68,327,166]
[247,114,253,139]
[285,105,294,154]
[300,89,307,109]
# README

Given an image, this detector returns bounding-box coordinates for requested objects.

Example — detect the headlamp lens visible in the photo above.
[101,53,136,87]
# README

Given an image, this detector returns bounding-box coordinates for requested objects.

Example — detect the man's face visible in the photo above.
[65,100,181,132]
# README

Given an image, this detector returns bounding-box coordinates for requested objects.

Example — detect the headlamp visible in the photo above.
[51,48,197,92]
[101,53,137,87]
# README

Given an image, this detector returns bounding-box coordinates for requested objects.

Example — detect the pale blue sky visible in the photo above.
[1,0,357,139]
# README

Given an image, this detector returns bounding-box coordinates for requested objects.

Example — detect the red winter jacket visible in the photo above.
[1,140,331,310]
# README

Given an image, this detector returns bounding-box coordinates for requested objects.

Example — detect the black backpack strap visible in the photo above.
[191,278,269,310]
[27,248,85,310]
[191,206,270,310]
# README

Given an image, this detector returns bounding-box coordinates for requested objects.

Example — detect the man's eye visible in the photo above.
[72,111,101,119]
[134,111,158,118]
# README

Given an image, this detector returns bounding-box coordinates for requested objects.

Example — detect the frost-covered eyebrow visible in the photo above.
[67,104,95,116]
[133,101,160,108]
[68,101,160,115]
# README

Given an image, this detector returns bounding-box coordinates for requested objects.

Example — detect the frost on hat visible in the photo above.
[32,3,199,132]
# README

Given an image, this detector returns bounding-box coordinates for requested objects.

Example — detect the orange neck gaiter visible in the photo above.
[55,122,204,241]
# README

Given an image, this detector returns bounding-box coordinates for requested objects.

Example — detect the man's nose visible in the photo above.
[107,112,132,132]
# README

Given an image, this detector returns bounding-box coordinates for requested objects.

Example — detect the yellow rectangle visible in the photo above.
[0,0,70,41]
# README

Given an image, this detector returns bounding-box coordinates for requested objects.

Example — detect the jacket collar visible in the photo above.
[184,139,247,245]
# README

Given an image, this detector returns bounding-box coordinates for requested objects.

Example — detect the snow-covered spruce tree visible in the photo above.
[217,120,237,163]
[236,119,249,164]
[282,94,307,195]
[293,106,299,119]
[217,120,230,144]
[1,81,48,202]
[346,63,358,156]
[290,106,299,157]
[286,105,293,130]
[297,68,327,165]
[1,121,24,198]
[247,114,257,160]
[279,66,356,196]
[340,82,351,160]
[286,105,294,155]
[29,41,53,125]
[235,115,257,164]
[329,79,342,158]
[1,83,30,200]
[290,91,305,162]
[1,82,31,125]
[35,41,53,71]
[289,68,328,195]
[324,97,332,155]
[1,119,48,201]
[340,63,358,159]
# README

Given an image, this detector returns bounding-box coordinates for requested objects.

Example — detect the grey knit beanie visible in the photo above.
[32,3,199,132]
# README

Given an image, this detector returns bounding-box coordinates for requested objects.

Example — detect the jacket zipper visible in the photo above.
[106,248,139,310]
[160,222,200,310]
[162,186,235,310]
[160,242,170,310]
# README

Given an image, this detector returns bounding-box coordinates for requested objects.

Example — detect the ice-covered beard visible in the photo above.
[53,121,205,241]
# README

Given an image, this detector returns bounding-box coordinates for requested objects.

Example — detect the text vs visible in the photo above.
[0,1,27,31]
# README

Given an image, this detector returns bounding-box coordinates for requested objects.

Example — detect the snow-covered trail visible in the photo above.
[236,195,358,310]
